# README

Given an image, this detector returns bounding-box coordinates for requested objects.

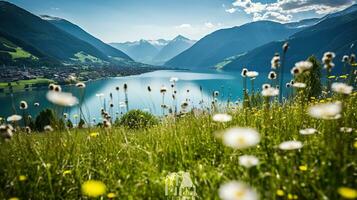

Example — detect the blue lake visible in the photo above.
[0,70,292,123]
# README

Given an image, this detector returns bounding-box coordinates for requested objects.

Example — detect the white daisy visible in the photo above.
[239,155,259,168]
[292,82,306,88]
[340,127,353,133]
[219,181,258,200]
[261,87,279,97]
[299,128,317,135]
[46,91,78,107]
[279,141,303,150]
[331,83,353,95]
[7,114,22,122]
[246,71,259,78]
[213,114,232,122]
[222,127,260,149]
[308,102,342,120]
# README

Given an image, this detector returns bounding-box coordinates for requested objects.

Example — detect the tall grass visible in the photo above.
[0,92,356,199]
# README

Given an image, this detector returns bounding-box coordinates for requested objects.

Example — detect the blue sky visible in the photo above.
[6,0,356,42]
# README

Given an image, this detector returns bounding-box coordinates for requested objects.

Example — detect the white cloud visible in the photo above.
[204,22,215,28]
[175,24,192,29]
[225,8,237,13]
[232,0,356,22]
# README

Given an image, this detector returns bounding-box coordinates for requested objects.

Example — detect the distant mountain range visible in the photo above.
[165,20,316,69]
[1,0,356,75]
[110,35,196,65]
[0,1,136,67]
[166,5,357,72]
[220,4,357,72]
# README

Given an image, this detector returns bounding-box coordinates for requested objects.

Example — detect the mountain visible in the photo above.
[0,30,57,65]
[285,18,320,28]
[0,1,110,64]
[110,36,195,65]
[147,39,170,51]
[110,40,159,64]
[42,15,132,61]
[153,35,195,65]
[165,21,305,69]
[221,5,357,72]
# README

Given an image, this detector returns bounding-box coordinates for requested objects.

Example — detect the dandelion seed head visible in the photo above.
[342,55,349,62]
[160,86,167,93]
[283,42,289,53]
[75,82,86,88]
[268,71,277,80]
[48,83,55,91]
[271,55,280,69]
[25,126,31,134]
[19,101,28,110]
[54,85,62,92]
[241,68,248,77]
[44,125,53,132]
[262,84,271,90]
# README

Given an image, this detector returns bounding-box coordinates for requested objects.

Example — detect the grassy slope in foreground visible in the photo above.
[0,94,356,199]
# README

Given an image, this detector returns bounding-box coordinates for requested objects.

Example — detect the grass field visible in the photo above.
[0,93,356,199]
[0,78,54,91]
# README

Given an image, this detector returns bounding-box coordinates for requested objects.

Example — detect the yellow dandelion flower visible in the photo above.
[288,194,293,199]
[107,192,117,198]
[81,180,106,197]
[9,197,19,200]
[90,132,99,137]
[299,165,308,171]
[63,170,72,176]
[328,75,336,79]
[338,187,357,199]
[19,175,27,181]
[319,100,325,103]
[354,141,357,149]
[276,189,284,196]
[339,75,348,79]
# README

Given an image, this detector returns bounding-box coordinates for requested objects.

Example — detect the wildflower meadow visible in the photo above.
[0,45,357,200]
